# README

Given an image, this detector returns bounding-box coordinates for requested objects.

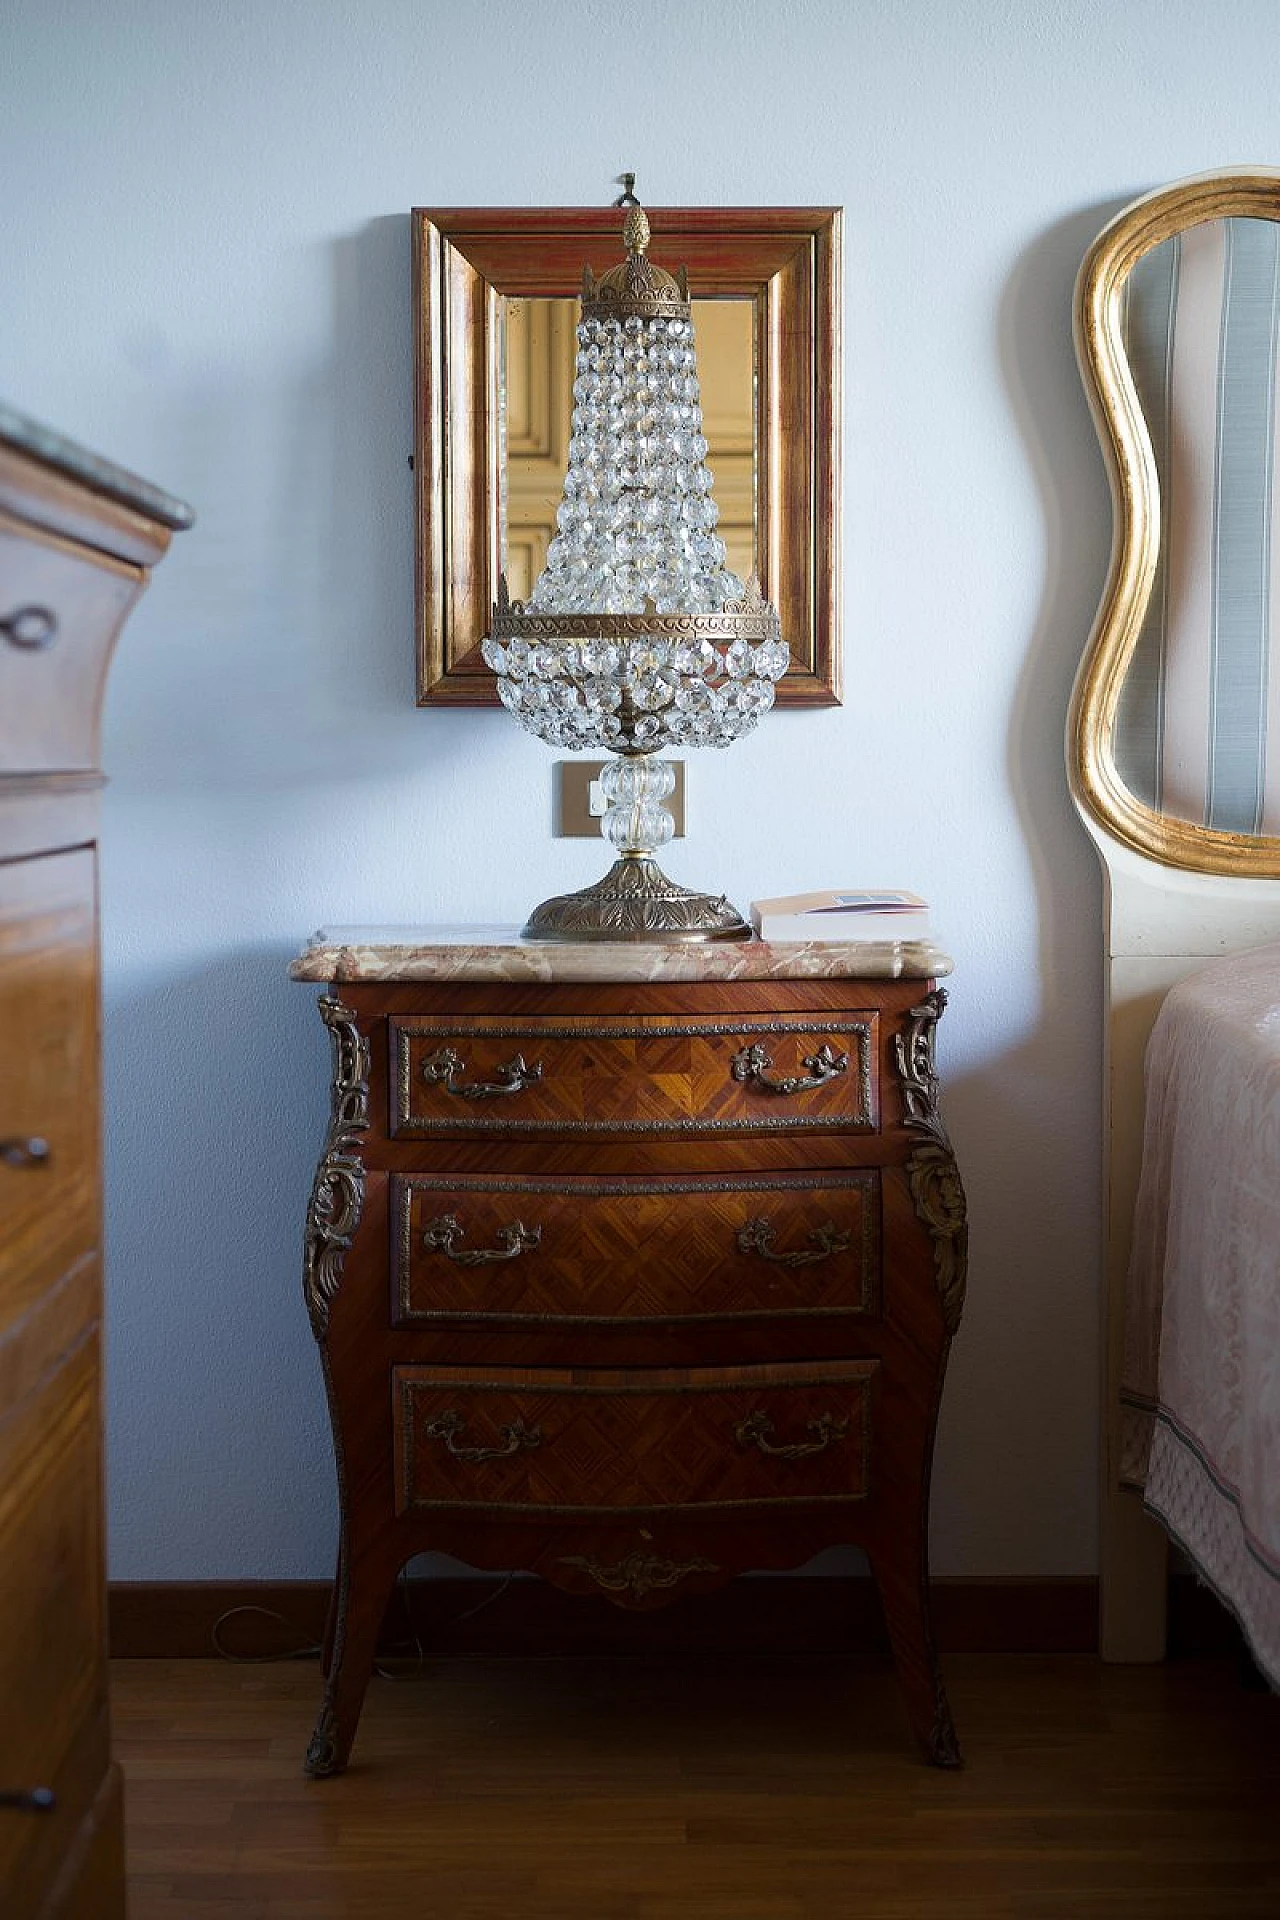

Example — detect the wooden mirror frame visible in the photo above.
[1072,168,1280,876]
[412,206,843,708]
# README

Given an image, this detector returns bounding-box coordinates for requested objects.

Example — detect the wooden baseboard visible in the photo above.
[109,1574,1102,1661]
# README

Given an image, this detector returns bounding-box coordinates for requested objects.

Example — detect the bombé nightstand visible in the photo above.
[291,927,967,1775]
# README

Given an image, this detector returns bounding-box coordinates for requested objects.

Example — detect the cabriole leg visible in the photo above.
[870,1541,961,1768]
[304,1540,401,1778]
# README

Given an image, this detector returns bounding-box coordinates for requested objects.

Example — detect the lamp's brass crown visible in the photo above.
[582,202,690,320]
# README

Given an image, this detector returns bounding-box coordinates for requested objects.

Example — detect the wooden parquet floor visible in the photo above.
[113,1653,1279,1920]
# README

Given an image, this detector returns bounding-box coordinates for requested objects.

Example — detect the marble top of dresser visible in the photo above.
[0,402,195,529]
[290,926,953,985]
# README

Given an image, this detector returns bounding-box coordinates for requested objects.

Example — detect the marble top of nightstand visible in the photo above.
[290,926,953,986]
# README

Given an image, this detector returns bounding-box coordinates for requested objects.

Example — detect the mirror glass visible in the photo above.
[497,295,757,603]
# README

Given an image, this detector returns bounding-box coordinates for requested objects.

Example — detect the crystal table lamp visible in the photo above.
[481,195,790,942]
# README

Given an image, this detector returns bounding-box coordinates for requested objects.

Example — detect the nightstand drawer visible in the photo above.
[389,1011,877,1139]
[391,1171,880,1327]
[392,1361,876,1515]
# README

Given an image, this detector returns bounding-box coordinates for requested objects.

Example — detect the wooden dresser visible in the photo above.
[0,412,190,1919]
[291,928,968,1777]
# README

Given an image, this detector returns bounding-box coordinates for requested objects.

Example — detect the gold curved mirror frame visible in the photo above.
[412,206,843,708]
[1072,168,1280,876]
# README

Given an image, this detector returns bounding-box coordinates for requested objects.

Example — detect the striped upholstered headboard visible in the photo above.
[1073,174,1280,875]
[1117,217,1280,834]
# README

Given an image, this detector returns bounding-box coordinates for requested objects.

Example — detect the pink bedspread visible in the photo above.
[1122,942,1280,1685]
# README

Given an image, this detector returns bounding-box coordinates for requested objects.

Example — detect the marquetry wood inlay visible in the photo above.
[393,1014,876,1136]
[298,964,964,1774]
[393,1171,880,1327]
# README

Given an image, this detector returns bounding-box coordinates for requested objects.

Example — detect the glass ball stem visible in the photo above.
[600,756,676,858]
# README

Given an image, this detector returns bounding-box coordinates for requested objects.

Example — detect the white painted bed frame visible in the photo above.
[1069,171,1280,1660]
[1070,818,1280,1657]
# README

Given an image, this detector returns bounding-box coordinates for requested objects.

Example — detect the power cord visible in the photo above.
[210,1606,321,1663]
[209,1573,516,1670]
[376,1571,515,1679]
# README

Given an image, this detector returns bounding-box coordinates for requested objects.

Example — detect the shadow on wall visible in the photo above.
[939,199,1131,1204]
[328,213,420,720]
[104,947,339,1580]
[1000,195,1131,1002]
[926,199,1137,1570]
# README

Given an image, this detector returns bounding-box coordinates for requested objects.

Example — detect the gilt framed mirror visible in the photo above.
[412,206,842,707]
[1073,168,1280,875]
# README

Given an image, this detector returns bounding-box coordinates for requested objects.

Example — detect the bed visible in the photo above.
[1071,169,1280,1665]
[1122,943,1280,1682]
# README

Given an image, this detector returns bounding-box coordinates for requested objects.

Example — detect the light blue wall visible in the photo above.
[3,0,1275,1578]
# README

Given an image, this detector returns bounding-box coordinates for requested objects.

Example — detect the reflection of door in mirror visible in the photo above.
[498,296,756,603]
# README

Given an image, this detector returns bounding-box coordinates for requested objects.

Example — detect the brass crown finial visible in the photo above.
[582,185,690,320]
[623,204,651,256]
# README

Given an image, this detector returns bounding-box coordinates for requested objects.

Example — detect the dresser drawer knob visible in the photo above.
[734,1410,850,1460]
[730,1040,848,1096]
[421,1212,542,1265]
[0,1136,50,1170]
[736,1215,852,1267]
[421,1046,544,1099]
[423,1409,543,1463]
[0,1787,56,1812]
[0,605,59,650]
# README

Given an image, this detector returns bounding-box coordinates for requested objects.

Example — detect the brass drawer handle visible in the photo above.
[0,605,58,651]
[0,1787,56,1812]
[0,1136,50,1170]
[734,1410,850,1460]
[736,1215,852,1267]
[421,1212,541,1265]
[730,1040,848,1096]
[423,1409,543,1462]
[421,1046,544,1099]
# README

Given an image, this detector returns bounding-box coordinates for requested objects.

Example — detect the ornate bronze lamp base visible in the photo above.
[522,855,752,944]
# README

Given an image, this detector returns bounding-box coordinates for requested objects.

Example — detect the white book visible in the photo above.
[750,889,931,943]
